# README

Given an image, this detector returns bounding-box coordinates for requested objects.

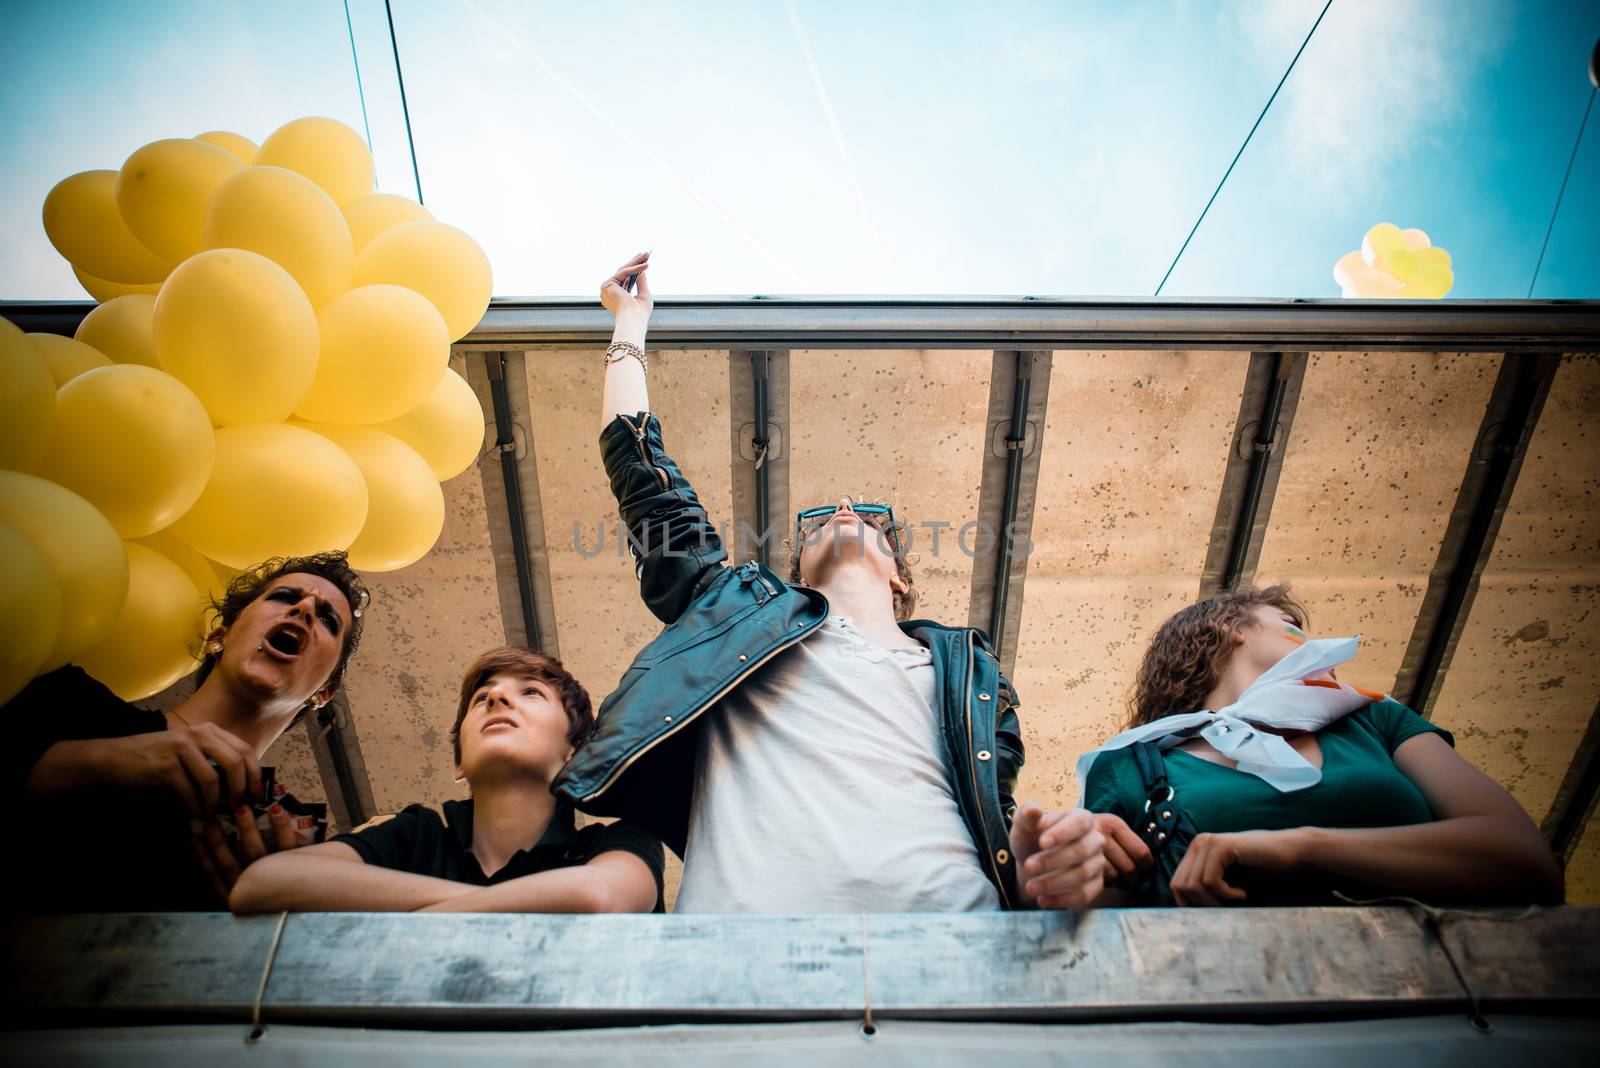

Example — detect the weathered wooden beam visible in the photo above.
[4,1016,1600,1067]
[3,908,1595,1029]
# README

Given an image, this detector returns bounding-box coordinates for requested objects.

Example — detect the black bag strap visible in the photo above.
[1132,740,1170,803]
[1129,740,1194,904]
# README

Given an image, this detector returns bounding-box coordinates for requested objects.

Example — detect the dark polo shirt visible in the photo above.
[333,798,666,912]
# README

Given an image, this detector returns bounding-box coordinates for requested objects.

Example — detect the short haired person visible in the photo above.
[552,253,1106,912]
[5,552,369,911]
[1078,584,1562,907]
[231,646,664,913]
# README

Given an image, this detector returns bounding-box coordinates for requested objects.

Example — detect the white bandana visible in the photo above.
[1075,636,1385,801]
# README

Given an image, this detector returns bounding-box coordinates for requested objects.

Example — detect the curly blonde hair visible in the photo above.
[1127,584,1307,728]
[783,494,920,622]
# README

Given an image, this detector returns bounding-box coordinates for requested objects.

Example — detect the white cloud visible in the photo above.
[1234,0,1506,205]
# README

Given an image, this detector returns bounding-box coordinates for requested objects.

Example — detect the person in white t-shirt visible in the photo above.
[552,253,1107,913]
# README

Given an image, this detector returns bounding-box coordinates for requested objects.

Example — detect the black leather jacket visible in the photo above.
[553,411,1026,907]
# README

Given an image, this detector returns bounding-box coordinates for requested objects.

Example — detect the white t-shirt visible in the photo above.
[673,613,1001,913]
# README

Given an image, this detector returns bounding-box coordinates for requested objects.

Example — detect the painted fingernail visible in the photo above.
[270,803,282,815]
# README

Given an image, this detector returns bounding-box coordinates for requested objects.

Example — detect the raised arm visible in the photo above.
[600,252,652,435]
[593,252,728,624]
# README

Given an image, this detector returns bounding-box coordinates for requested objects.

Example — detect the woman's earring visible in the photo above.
[205,639,223,654]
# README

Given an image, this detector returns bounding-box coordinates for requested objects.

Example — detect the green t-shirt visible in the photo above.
[1083,699,1454,903]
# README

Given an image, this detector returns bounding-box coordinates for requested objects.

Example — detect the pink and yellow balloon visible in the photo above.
[1334,222,1454,299]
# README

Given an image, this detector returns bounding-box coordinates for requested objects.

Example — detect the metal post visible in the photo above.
[1222,352,1289,591]
[989,351,1032,653]
[752,351,771,568]
[486,352,542,650]
[1395,353,1559,716]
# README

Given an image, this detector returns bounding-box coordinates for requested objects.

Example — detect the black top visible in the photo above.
[334,799,667,912]
[4,666,220,912]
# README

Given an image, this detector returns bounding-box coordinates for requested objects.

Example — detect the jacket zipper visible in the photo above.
[617,412,671,492]
[964,632,1012,908]
[581,611,823,803]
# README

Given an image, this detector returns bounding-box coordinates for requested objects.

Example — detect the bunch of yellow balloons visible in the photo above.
[1333,222,1455,299]
[1,117,490,704]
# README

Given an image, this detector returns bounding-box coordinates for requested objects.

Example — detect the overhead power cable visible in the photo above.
[343,0,376,173]
[385,0,426,204]
[1527,58,1597,298]
[1154,0,1334,297]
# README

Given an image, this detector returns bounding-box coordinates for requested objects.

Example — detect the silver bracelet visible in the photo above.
[604,341,648,374]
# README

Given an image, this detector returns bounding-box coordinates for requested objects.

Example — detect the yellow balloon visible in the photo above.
[296,285,448,425]
[196,130,259,164]
[372,367,485,480]
[1361,222,1404,270]
[170,423,369,569]
[353,221,492,341]
[0,520,62,704]
[75,542,202,700]
[1415,246,1452,270]
[136,527,226,608]
[153,248,319,425]
[1399,227,1431,252]
[42,170,173,284]
[0,318,56,471]
[203,165,353,307]
[37,365,216,538]
[342,193,433,251]
[75,294,159,367]
[297,422,444,572]
[0,471,128,671]
[29,332,112,386]
[72,266,161,303]
[207,556,243,590]
[255,117,374,206]
[116,138,244,262]
[1405,264,1454,299]
[1385,248,1421,284]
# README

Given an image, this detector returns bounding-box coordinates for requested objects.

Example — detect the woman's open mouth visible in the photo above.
[263,622,308,660]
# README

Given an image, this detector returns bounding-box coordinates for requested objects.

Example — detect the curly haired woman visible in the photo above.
[1067,584,1562,908]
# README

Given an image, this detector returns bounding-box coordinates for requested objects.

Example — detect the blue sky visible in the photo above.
[1,0,1595,299]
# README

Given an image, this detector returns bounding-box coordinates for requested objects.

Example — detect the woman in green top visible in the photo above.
[1063,584,1562,908]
